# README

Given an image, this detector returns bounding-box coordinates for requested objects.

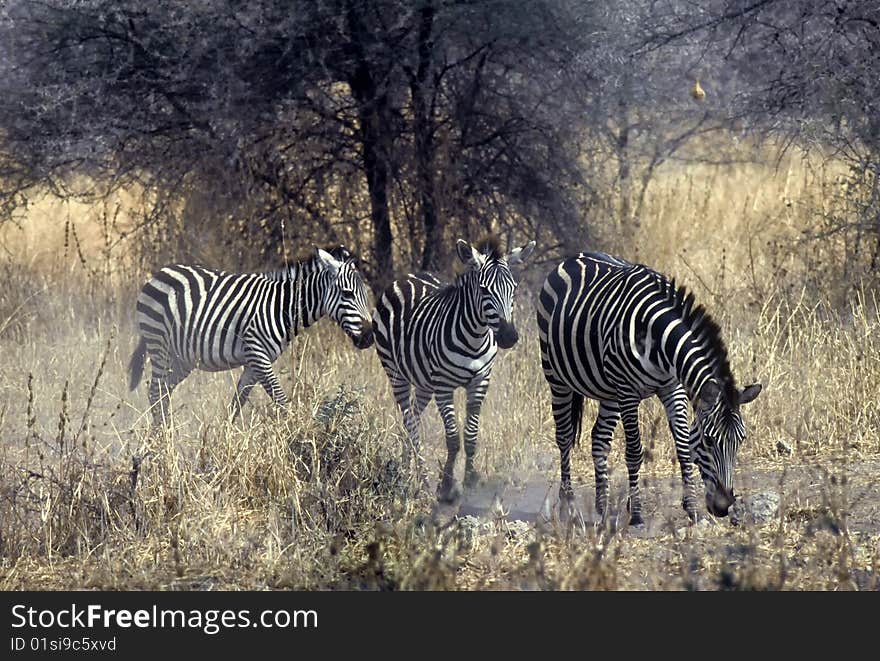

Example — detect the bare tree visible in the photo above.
[0,0,595,288]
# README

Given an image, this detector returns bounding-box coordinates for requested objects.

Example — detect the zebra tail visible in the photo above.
[128,336,147,391]
[570,391,585,448]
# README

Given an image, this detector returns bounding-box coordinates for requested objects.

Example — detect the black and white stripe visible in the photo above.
[129,247,374,424]
[536,252,761,524]
[373,237,535,500]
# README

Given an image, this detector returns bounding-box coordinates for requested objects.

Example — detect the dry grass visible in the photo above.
[1,151,878,590]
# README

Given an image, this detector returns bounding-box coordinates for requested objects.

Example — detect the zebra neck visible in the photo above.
[455,271,490,340]
[283,261,326,337]
[651,310,720,401]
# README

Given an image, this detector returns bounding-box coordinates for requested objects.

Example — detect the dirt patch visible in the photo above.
[447,458,880,539]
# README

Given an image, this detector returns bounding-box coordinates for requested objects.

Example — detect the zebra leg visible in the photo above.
[591,400,620,521]
[550,384,581,503]
[147,374,169,428]
[659,386,698,522]
[230,367,259,422]
[147,362,190,428]
[391,378,417,466]
[435,389,461,503]
[146,346,171,427]
[242,336,289,409]
[250,360,289,408]
[463,377,489,489]
[407,386,432,486]
[619,397,645,526]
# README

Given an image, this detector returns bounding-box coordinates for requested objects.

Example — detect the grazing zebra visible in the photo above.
[536,252,761,524]
[373,236,535,500]
[129,247,374,424]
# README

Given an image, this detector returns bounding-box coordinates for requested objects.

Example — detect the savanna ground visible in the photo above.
[1,152,879,590]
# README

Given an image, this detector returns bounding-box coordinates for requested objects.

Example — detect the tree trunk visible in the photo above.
[411,2,442,272]
[346,2,394,294]
[359,100,394,293]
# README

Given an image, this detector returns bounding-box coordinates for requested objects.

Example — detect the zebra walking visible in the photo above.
[129,247,374,424]
[536,252,761,524]
[373,236,535,500]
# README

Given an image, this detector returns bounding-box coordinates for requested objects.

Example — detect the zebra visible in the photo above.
[128,246,374,425]
[536,251,761,524]
[373,236,535,500]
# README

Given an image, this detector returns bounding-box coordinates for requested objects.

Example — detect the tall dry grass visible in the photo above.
[0,150,878,590]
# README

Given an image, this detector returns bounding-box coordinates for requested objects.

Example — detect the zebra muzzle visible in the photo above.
[351,323,375,349]
[494,320,519,349]
[707,485,735,517]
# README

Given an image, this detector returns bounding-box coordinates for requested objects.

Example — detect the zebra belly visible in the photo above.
[146,311,257,374]
[382,348,495,392]
[429,351,495,390]
[191,355,247,373]
[551,358,616,401]
[148,337,248,374]
[542,321,615,401]
[545,337,672,402]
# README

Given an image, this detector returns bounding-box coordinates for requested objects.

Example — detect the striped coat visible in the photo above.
[373,237,534,499]
[129,247,374,423]
[537,252,761,523]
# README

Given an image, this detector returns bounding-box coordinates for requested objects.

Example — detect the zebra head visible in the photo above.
[692,381,763,517]
[456,237,536,349]
[316,247,375,349]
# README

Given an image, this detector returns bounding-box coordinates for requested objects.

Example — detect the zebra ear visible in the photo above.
[316,248,343,276]
[507,240,536,265]
[739,383,762,405]
[456,239,480,267]
[698,380,721,409]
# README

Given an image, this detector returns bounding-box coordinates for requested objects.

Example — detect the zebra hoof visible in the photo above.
[629,514,645,527]
[436,480,461,504]
[558,497,578,522]
[463,470,481,489]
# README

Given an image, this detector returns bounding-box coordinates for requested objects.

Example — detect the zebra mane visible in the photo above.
[474,234,503,260]
[264,253,311,281]
[268,245,357,280]
[663,278,739,408]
